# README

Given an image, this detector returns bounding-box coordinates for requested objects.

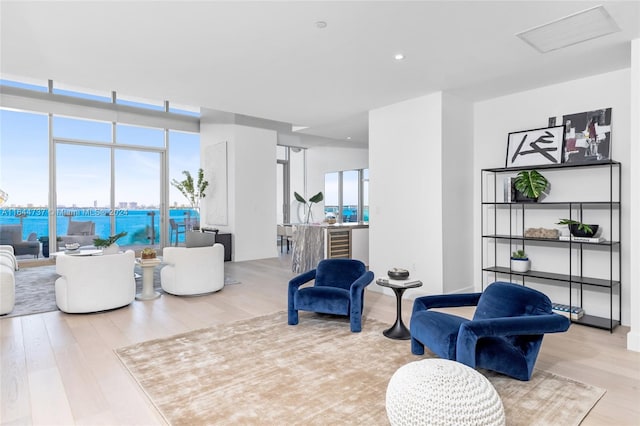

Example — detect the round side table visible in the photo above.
[376,278,422,340]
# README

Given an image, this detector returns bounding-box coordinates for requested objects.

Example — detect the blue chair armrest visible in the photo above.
[412,292,482,315]
[456,314,570,367]
[349,271,374,296]
[289,269,317,289]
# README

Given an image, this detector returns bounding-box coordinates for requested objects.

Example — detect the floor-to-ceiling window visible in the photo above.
[0,109,49,242]
[0,78,200,255]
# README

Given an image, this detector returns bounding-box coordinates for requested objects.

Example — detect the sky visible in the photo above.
[0,108,200,208]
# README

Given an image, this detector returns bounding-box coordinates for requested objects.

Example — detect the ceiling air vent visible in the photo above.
[516,5,620,53]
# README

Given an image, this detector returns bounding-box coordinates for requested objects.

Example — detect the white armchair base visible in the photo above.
[55,250,136,313]
[161,244,224,296]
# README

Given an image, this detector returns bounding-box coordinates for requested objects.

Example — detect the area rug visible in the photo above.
[3,264,240,318]
[115,312,605,425]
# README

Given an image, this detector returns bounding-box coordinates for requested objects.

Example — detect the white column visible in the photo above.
[628,38,640,351]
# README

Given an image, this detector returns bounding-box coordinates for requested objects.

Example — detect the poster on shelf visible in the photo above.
[549,108,612,164]
[505,125,565,168]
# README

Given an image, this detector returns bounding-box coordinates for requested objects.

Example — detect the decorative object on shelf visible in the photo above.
[556,219,599,238]
[551,108,612,164]
[141,247,157,260]
[94,231,127,255]
[510,249,530,272]
[387,268,410,280]
[171,168,209,230]
[511,170,549,202]
[506,125,564,167]
[324,212,337,224]
[551,303,585,320]
[294,191,324,224]
[524,227,559,239]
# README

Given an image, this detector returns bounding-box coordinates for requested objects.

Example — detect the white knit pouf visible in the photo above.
[386,359,505,426]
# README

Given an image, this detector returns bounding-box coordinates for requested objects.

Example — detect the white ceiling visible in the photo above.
[1,1,639,147]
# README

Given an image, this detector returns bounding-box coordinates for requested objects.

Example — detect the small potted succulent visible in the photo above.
[510,249,530,273]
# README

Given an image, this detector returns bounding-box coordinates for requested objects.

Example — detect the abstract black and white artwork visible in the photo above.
[560,108,612,163]
[505,125,565,168]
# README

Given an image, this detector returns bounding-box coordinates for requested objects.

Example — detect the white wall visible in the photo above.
[442,92,475,293]
[369,92,445,297]
[473,68,632,326]
[200,116,278,262]
[628,38,640,351]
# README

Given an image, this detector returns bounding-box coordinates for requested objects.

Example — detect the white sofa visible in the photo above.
[55,250,136,313]
[161,244,224,296]
[0,245,16,315]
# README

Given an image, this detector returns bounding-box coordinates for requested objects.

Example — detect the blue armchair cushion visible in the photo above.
[295,286,350,315]
[288,258,374,332]
[410,281,570,381]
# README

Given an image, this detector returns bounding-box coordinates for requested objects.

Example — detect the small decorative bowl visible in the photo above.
[388,268,410,280]
[65,243,80,251]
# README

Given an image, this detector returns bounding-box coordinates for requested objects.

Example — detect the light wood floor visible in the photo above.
[2,255,639,425]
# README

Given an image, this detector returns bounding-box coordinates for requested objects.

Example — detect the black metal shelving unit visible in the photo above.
[481,161,621,332]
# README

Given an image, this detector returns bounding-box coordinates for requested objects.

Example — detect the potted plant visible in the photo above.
[141,247,157,260]
[512,170,549,202]
[93,231,127,255]
[556,219,599,238]
[171,168,209,230]
[294,191,324,223]
[510,249,530,273]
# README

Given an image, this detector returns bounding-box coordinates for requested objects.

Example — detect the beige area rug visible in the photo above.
[115,312,605,425]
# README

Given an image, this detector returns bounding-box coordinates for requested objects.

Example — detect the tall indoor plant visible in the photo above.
[171,168,209,229]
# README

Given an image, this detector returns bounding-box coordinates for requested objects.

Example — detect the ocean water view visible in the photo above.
[0,207,198,246]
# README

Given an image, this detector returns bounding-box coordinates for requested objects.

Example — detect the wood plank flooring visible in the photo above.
[1,255,639,425]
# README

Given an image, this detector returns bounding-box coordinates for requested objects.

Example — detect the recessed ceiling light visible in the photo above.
[394,53,405,61]
[516,5,620,53]
[315,21,327,29]
[346,136,352,140]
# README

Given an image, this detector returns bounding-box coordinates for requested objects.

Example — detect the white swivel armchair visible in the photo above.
[0,245,16,315]
[161,243,224,296]
[55,250,136,313]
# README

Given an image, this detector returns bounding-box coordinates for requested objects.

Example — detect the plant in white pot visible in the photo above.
[294,191,324,223]
[93,231,127,255]
[171,168,209,230]
[510,249,530,273]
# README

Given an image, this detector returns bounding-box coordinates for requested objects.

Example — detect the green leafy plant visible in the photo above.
[511,249,528,260]
[294,191,324,223]
[513,170,549,200]
[171,168,209,210]
[556,219,594,235]
[93,231,127,248]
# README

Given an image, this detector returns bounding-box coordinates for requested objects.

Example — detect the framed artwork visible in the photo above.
[505,125,565,168]
[556,108,612,163]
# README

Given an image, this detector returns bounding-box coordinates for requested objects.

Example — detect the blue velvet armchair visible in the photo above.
[410,281,570,381]
[288,258,374,332]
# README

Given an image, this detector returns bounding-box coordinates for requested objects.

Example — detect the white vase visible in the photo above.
[102,243,119,255]
[510,258,530,273]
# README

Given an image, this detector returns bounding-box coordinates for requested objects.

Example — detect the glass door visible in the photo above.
[55,143,111,251]
[114,149,162,250]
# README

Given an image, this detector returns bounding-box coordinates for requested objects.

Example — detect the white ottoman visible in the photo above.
[386,359,505,426]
